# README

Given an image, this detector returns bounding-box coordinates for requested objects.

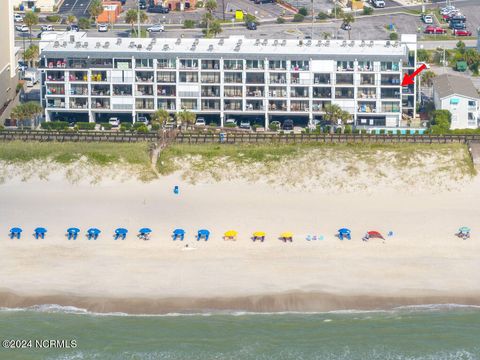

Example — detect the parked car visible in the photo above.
[41,24,54,31]
[254,0,274,3]
[442,10,461,21]
[282,119,294,131]
[108,117,120,127]
[139,0,147,9]
[14,13,23,22]
[195,117,206,126]
[424,25,446,34]
[18,61,28,72]
[67,24,79,32]
[137,116,149,125]
[246,22,257,30]
[147,24,165,32]
[421,14,434,24]
[225,118,237,127]
[340,22,352,30]
[371,0,385,8]
[440,5,456,15]
[16,24,29,32]
[97,23,108,32]
[453,29,472,36]
[240,120,251,130]
[148,6,170,13]
[449,21,466,30]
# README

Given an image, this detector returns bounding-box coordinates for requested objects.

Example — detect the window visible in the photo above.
[269,60,286,70]
[246,60,264,70]
[180,59,198,69]
[135,58,153,68]
[157,59,176,69]
[468,100,477,107]
[224,60,243,70]
[179,72,198,83]
[224,72,242,83]
[114,59,132,69]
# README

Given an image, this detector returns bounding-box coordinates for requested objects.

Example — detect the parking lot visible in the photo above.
[58,0,93,18]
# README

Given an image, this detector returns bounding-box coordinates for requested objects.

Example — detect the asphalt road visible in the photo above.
[58,0,93,18]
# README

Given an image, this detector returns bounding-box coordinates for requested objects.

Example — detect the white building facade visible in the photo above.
[39,33,418,128]
[432,74,479,130]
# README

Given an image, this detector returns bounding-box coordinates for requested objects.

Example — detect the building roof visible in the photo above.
[40,32,414,61]
[433,74,479,100]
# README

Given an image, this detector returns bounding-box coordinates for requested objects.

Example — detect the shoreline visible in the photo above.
[2,291,480,315]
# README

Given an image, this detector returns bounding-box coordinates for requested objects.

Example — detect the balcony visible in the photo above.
[357,103,377,113]
[380,62,400,72]
[290,61,309,71]
[358,88,376,99]
[381,102,401,113]
[269,60,287,70]
[46,59,66,68]
[268,100,287,111]
[46,71,65,82]
[291,76,311,85]
[335,88,354,99]
[46,99,65,108]
[92,98,110,109]
[157,72,176,83]
[381,75,401,86]
[201,86,220,97]
[224,60,243,70]
[202,99,221,110]
[180,59,198,69]
[269,87,287,98]
[224,86,243,98]
[70,85,88,96]
[357,61,374,72]
[381,88,401,99]
[90,71,108,82]
[224,99,243,111]
[224,73,243,84]
[157,85,176,97]
[135,59,153,69]
[314,73,331,85]
[312,101,331,112]
[290,100,309,112]
[69,98,88,109]
[46,85,65,95]
[136,85,154,96]
[180,99,198,110]
[68,59,88,69]
[135,71,154,83]
[135,98,154,110]
[158,99,176,111]
[201,60,220,70]
[113,85,132,96]
[179,72,198,83]
[246,86,264,97]
[246,100,264,111]
[290,87,309,98]
[336,74,354,85]
[201,73,220,84]
[157,59,176,69]
[246,60,265,70]
[90,58,113,68]
[91,85,110,96]
[337,61,354,72]
[360,74,375,86]
[269,74,287,84]
[313,88,331,98]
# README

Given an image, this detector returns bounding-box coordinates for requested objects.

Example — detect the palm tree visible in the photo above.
[321,32,331,40]
[89,0,104,24]
[202,12,214,36]
[151,109,170,128]
[342,13,355,40]
[24,11,38,46]
[23,45,39,67]
[323,103,343,133]
[175,110,196,130]
[10,102,42,127]
[205,0,218,14]
[125,9,148,36]
[203,0,217,35]
[421,70,436,87]
[66,15,77,26]
[208,20,223,38]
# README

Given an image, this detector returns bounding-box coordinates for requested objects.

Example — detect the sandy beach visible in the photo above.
[0,146,480,314]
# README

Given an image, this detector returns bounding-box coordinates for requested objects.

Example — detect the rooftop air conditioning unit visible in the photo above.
[305,40,312,46]
[281,40,286,46]
[193,39,199,45]
[255,39,260,46]
[53,41,60,48]
[137,44,142,50]
[129,41,135,48]
[324,40,330,47]
[368,40,374,47]
[218,39,224,45]
[262,39,267,46]
[163,44,170,51]
[147,44,153,51]
[208,44,214,51]
[316,40,322,47]
[116,38,122,45]
[69,35,75,43]
[175,38,181,45]
[273,39,278,46]
[82,42,88,48]
[360,40,366,47]
[75,41,81,48]
[95,42,101,48]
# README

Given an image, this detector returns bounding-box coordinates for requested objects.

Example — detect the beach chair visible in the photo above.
[224,230,237,241]
[280,232,293,242]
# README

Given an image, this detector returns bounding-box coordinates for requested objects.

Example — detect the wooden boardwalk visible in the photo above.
[0,130,158,142]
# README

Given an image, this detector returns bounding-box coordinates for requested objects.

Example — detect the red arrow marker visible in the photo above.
[401,63,427,86]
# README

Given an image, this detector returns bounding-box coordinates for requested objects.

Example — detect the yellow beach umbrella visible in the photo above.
[224,230,238,238]
[253,231,266,238]
[280,232,293,238]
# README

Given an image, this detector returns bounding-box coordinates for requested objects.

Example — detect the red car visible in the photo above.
[453,29,472,36]
[424,26,447,34]
[442,11,461,21]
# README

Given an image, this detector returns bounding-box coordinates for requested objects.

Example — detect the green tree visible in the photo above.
[456,40,466,54]
[125,9,148,33]
[321,31,331,40]
[298,7,308,16]
[10,102,42,125]
[323,104,343,133]
[208,20,223,38]
[244,13,258,25]
[205,0,218,13]
[331,6,344,19]
[175,110,196,130]
[430,109,451,133]
[276,17,285,24]
[78,17,91,29]
[23,44,39,67]
[66,15,77,26]
[421,70,436,87]
[389,32,398,40]
[293,13,304,22]
[88,0,104,23]
[342,13,355,40]
[151,109,170,128]
[417,49,431,63]
[203,0,217,34]
[317,11,329,20]
[24,11,39,45]
[362,7,373,15]
[183,19,196,28]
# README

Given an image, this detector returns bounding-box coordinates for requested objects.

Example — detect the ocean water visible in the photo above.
[0,305,479,360]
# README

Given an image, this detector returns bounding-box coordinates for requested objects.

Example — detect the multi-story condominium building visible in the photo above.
[0,0,18,117]
[39,32,417,128]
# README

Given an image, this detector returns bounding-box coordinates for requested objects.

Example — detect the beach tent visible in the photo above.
[87,228,101,240]
[138,228,152,240]
[9,227,22,239]
[253,231,266,242]
[224,230,238,240]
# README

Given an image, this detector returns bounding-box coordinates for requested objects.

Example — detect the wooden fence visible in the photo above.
[0,130,159,142]
[174,133,480,144]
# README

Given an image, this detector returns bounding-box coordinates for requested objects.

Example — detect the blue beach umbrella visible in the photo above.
[67,227,80,234]
[88,228,101,235]
[10,227,23,234]
[115,228,128,235]
[139,228,152,234]
[35,227,47,234]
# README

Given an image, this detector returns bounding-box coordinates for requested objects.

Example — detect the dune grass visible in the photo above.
[0,141,151,167]
[157,142,475,176]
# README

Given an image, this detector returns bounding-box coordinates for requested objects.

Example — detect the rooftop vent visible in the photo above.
[82,42,88,48]
[262,39,267,46]
[360,40,366,47]
[104,41,110,49]
[234,44,241,52]
[254,39,260,46]
[95,42,101,48]
[116,38,122,45]
[316,40,322,47]
[385,40,391,47]
[190,45,196,51]
[349,41,354,47]
[175,38,181,45]
[368,40,374,47]
[75,41,81,48]
[129,41,135,48]
[273,39,279,46]
[53,41,60,48]
[218,39,224,45]
[305,40,312,46]
[147,44,153,51]
[150,38,156,45]
[137,44,142,50]
[281,40,286,46]
[193,39,199,45]
[62,41,67,48]
[324,40,330,47]
[341,40,347,47]
[298,40,303,47]
[393,41,399,47]
[208,44,214,51]
[69,35,75,43]
[163,44,170,51]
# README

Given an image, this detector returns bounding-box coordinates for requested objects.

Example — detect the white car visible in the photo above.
[14,13,23,22]
[440,6,456,15]
[240,120,251,130]
[108,117,120,127]
[421,14,434,24]
[97,24,109,32]
[225,118,237,127]
[147,24,165,33]
[41,24,54,31]
[16,25,29,32]
[136,116,149,125]
[194,117,206,126]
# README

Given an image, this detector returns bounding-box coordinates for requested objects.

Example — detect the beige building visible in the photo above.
[0,0,18,112]
[12,0,59,12]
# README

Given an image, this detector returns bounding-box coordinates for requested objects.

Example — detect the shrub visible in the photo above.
[183,19,196,28]
[120,122,132,131]
[245,13,258,25]
[46,15,61,22]
[0,125,4,131]
[76,122,96,130]
[276,17,285,24]
[208,122,218,127]
[269,123,279,131]
[379,129,385,134]
[344,125,352,134]
[335,127,342,134]
[317,11,329,20]
[16,83,24,93]
[41,121,68,130]
[135,124,149,133]
[100,122,112,130]
[196,0,204,7]
[389,32,398,40]
[225,123,236,128]
[298,7,308,16]
[78,17,90,29]
[330,6,344,18]
[151,123,160,131]
[293,13,304,22]
[362,7,373,15]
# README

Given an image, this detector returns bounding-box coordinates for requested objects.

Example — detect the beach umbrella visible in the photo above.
[35,227,47,233]
[10,227,23,233]
[88,228,101,234]
[458,226,471,233]
[280,232,293,238]
[224,230,238,238]
[367,231,384,239]
[139,228,152,234]
[67,227,80,234]
[115,228,128,235]
[173,228,185,235]
[338,228,351,235]
[253,231,266,238]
